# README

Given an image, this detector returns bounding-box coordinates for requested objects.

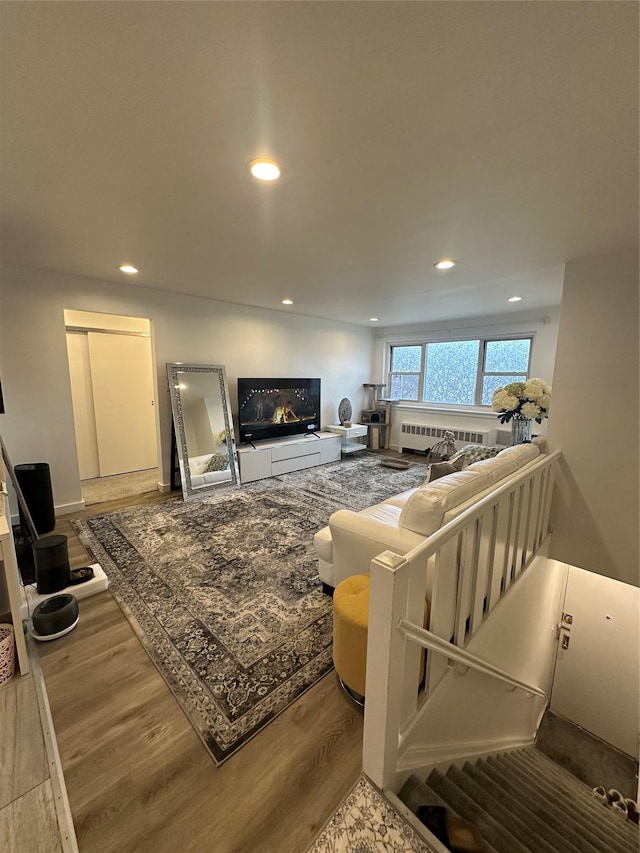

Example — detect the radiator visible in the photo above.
[399,422,490,452]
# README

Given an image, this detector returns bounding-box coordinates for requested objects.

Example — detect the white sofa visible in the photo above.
[183,452,231,487]
[314,443,543,592]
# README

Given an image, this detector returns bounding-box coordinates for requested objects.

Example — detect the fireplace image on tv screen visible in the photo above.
[237,378,321,443]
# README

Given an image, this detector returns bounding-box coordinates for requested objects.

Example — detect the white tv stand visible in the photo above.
[236,432,341,484]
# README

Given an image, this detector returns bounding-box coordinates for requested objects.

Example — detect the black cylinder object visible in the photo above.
[15,462,56,535]
[33,534,70,594]
[32,594,79,637]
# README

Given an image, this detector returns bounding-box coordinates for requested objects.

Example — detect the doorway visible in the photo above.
[65,309,159,504]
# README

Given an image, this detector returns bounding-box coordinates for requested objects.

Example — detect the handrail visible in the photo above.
[397,620,546,698]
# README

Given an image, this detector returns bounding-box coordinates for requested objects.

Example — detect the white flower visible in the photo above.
[538,393,551,412]
[492,390,519,412]
[521,401,541,419]
[523,379,545,401]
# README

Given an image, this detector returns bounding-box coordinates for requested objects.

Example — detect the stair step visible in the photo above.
[427,768,532,853]
[521,749,639,845]
[471,759,602,853]
[398,775,500,853]
[398,747,639,853]
[446,763,561,853]
[484,754,628,853]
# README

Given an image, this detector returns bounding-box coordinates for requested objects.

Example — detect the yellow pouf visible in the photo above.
[333,573,370,702]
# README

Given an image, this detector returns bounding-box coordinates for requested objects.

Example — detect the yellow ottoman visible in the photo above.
[333,573,370,704]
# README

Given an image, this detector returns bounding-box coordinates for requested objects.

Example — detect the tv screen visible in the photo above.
[237,378,321,443]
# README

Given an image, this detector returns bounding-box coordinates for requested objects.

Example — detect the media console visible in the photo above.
[236,432,341,484]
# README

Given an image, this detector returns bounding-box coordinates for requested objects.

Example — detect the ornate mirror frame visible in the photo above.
[166,363,240,500]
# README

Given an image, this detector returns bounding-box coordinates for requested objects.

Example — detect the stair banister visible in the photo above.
[397,621,546,698]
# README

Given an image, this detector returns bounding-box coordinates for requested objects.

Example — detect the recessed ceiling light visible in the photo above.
[508,296,523,302]
[434,259,457,270]
[118,264,139,274]
[249,159,281,181]
[281,298,293,305]
[369,317,379,322]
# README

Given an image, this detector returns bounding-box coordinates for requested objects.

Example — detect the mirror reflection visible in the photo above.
[166,363,239,500]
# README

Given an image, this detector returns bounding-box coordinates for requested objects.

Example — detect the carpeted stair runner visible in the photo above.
[399,746,639,852]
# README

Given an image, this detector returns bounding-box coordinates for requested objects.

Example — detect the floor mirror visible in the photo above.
[166,363,240,500]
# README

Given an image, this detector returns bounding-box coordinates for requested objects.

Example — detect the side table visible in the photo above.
[325,424,368,456]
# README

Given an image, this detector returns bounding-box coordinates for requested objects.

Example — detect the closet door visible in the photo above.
[87,332,158,476]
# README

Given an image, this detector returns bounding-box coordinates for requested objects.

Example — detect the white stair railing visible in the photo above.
[363,450,561,792]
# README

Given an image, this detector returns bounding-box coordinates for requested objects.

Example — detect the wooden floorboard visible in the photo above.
[37,489,365,853]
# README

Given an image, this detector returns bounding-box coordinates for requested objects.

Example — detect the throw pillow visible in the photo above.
[450,444,502,467]
[204,453,229,472]
[423,453,466,483]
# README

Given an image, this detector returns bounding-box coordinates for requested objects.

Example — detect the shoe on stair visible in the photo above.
[591,785,607,802]
[417,805,484,852]
[607,789,628,819]
[624,798,639,825]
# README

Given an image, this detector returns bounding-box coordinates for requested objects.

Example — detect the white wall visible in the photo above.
[547,248,639,587]
[0,263,375,512]
[371,308,561,449]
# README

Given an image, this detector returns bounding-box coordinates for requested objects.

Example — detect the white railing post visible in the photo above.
[362,550,420,791]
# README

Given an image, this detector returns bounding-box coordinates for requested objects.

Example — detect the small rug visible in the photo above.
[74,454,426,763]
[81,468,159,505]
[306,775,435,852]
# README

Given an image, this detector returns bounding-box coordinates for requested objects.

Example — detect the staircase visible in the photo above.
[399,746,639,852]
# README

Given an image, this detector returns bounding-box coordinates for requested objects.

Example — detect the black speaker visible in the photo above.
[33,534,70,594]
[15,462,56,535]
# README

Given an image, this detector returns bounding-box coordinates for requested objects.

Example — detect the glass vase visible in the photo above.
[511,414,532,445]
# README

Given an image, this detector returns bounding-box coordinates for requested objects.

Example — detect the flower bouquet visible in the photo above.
[491,379,551,424]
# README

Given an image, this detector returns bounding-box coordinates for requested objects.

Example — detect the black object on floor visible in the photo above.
[69,566,95,585]
[31,593,79,641]
[33,534,70,594]
[15,462,56,534]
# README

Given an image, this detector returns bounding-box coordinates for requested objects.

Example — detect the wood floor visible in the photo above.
[36,489,365,853]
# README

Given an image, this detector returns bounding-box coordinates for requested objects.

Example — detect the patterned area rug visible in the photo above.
[74,453,427,763]
[306,775,435,852]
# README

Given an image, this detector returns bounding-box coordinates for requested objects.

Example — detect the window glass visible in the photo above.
[391,345,422,372]
[481,374,520,405]
[485,339,531,373]
[390,373,419,400]
[423,340,479,405]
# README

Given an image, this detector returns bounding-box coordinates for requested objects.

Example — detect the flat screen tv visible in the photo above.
[237,377,321,443]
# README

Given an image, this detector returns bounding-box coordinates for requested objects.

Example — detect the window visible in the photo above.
[388,336,532,406]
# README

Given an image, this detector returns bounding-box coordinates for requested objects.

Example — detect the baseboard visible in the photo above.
[157,481,172,493]
[56,501,85,516]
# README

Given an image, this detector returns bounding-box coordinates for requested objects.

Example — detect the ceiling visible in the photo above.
[0,2,637,328]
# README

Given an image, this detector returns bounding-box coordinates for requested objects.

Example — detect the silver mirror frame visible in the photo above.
[166,363,240,500]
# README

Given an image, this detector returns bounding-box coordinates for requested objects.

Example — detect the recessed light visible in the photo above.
[281,299,293,305]
[248,159,281,181]
[508,296,523,302]
[434,259,457,270]
[369,317,379,322]
[118,264,139,274]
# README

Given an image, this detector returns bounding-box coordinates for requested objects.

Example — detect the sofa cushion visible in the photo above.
[314,525,333,563]
[399,469,489,536]
[423,455,466,483]
[467,455,518,483]
[495,443,540,466]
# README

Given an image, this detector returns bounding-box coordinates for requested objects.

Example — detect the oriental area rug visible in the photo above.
[73,453,427,763]
[306,775,435,853]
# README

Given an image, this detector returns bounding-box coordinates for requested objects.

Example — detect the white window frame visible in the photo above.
[387,334,534,408]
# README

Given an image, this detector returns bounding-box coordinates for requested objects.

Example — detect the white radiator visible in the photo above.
[399,422,490,452]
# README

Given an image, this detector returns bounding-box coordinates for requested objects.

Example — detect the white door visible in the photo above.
[551,566,640,758]
[87,332,158,476]
[66,331,100,480]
